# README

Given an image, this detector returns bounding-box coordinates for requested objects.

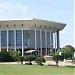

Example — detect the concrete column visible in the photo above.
[35,25,37,51]
[49,27,51,55]
[45,26,47,55]
[22,24,24,56]
[54,27,57,53]
[40,25,42,55]
[55,32,57,53]
[0,25,1,51]
[51,31,53,49]
[57,30,60,50]
[7,25,8,51]
[14,24,16,51]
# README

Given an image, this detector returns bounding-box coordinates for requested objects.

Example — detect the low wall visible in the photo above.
[44,56,53,61]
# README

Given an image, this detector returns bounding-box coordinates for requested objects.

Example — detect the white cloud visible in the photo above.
[0,2,27,18]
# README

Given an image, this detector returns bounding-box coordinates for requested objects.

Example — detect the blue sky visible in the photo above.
[0,0,74,48]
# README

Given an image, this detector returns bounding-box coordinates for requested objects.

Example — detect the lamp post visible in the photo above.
[48,45,50,55]
[26,31,30,47]
[48,44,53,55]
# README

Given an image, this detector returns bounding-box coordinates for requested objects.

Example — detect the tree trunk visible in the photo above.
[29,60,32,65]
[21,61,23,64]
[56,60,59,67]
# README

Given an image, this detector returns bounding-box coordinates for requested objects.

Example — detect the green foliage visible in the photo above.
[8,50,21,61]
[57,45,75,59]
[24,55,36,65]
[0,50,21,62]
[53,54,63,66]
[72,57,75,62]
[35,57,46,65]
[18,56,24,64]
[0,51,13,62]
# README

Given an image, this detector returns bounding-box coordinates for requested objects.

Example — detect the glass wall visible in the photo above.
[36,31,40,48]
[47,31,50,47]
[23,30,28,47]
[29,30,35,48]
[42,31,45,48]
[1,30,7,47]
[16,30,22,46]
[8,30,14,46]
[0,29,53,50]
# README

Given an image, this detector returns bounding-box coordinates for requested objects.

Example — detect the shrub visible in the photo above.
[8,50,21,61]
[35,57,46,65]
[0,51,14,62]
[24,55,36,65]
[53,54,63,67]
[18,56,24,64]
[0,50,21,62]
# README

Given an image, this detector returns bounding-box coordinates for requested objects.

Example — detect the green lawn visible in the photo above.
[0,64,74,75]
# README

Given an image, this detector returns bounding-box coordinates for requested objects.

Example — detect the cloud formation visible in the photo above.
[0,2,27,18]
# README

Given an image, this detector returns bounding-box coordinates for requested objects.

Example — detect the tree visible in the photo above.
[35,57,46,65]
[18,56,24,64]
[53,54,63,67]
[57,45,75,59]
[24,55,36,65]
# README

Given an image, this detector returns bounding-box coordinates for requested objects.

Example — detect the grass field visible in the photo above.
[0,64,74,75]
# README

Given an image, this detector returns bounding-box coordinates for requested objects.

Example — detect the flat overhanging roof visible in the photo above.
[0,18,66,31]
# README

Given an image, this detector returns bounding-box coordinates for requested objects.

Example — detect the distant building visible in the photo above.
[0,18,66,56]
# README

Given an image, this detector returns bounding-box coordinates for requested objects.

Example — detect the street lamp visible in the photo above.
[48,45,50,55]
[48,44,53,55]
[26,31,30,47]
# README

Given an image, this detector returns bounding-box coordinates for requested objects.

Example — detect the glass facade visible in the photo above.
[1,30,51,49]
[16,30,22,46]
[8,30,14,46]
[1,30,7,47]
[42,31,45,48]
[28,30,35,48]
[23,30,28,47]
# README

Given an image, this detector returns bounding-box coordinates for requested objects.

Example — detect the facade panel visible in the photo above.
[16,30,22,47]
[1,30,7,47]
[23,30,28,47]
[8,30,14,46]
[29,30,35,48]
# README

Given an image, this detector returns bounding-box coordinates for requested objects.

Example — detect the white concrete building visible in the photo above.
[0,18,66,56]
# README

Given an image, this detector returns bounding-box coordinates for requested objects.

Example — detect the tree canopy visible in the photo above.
[53,54,63,66]
[0,50,21,62]
[57,45,75,59]
[35,57,46,65]
[24,55,36,65]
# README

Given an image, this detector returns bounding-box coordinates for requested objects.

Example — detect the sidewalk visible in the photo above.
[0,60,75,66]
[45,60,75,66]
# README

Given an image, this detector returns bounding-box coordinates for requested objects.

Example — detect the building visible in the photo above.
[0,18,66,56]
